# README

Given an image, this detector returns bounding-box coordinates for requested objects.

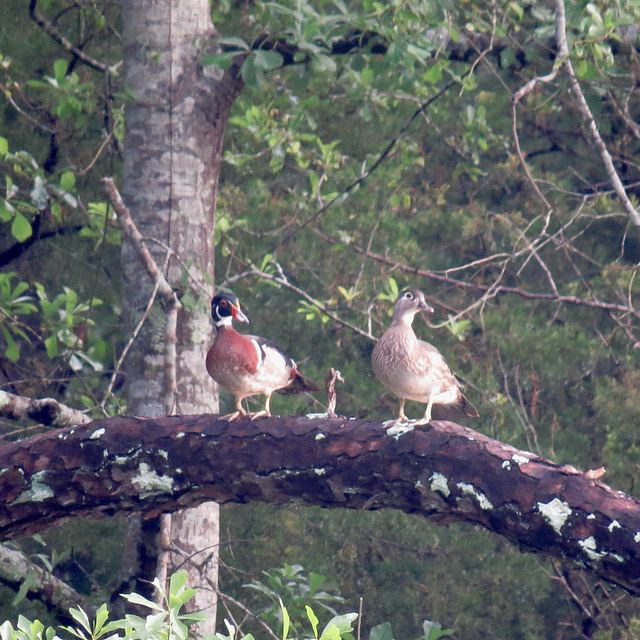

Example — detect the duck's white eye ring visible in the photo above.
[403,291,414,300]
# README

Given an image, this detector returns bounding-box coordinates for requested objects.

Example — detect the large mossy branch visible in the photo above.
[1,415,640,594]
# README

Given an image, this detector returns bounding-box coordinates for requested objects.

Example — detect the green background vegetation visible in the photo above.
[2,0,640,637]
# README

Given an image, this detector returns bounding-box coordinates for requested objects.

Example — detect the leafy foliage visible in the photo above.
[0,571,367,640]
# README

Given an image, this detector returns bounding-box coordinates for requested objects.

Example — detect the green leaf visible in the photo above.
[214,36,250,50]
[12,573,37,606]
[12,212,32,242]
[180,291,197,312]
[1,326,20,362]
[178,611,210,622]
[462,72,477,91]
[280,598,290,640]
[311,54,337,74]
[68,607,91,633]
[423,620,455,640]
[60,171,75,192]
[121,592,163,611]
[202,52,238,69]
[308,572,326,596]
[177,587,197,606]
[241,55,262,87]
[424,63,443,84]
[321,613,358,637]
[319,627,341,640]
[53,59,68,84]
[253,50,284,71]
[45,627,58,640]
[369,622,394,640]
[44,335,58,358]
[169,569,188,595]
[0,201,12,221]
[306,606,319,639]
[0,136,8,156]
[93,603,110,636]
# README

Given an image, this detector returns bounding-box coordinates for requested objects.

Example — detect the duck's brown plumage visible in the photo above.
[372,289,478,425]
[206,292,318,419]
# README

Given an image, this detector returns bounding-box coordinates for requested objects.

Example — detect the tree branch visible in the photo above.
[0,389,91,428]
[511,0,640,227]
[0,544,94,623]
[1,415,640,596]
[313,228,640,317]
[28,0,112,74]
[554,0,640,227]
[102,177,181,414]
[102,178,179,311]
[267,77,463,255]
[224,261,376,340]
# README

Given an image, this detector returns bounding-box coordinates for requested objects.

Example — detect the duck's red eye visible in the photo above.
[220,300,228,307]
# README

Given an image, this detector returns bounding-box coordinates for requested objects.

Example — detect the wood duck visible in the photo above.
[206,291,319,420]
[372,289,478,426]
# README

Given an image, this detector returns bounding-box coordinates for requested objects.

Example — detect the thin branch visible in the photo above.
[28,0,111,73]
[214,589,280,640]
[77,108,123,176]
[313,228,640,318]
[100,250,172,412]
[0,82,56,134]
[0,544,94,622]
[102,177,181,415]
[224,261,376,340]
[267,77,464,255]
[103,178,178,308]
[555,0,640,226]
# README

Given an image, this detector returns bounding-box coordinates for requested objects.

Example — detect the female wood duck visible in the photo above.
[372,289,478,426]
[206,291,319,420]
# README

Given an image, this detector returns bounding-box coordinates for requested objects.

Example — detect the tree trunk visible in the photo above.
[2,415,640,597]
[120,0,241,632]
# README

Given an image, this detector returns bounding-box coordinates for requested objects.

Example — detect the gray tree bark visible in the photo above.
[120,0,242,632]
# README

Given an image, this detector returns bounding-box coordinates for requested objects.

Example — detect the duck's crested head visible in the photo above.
[392,289,434,322]
[211,291,250,326]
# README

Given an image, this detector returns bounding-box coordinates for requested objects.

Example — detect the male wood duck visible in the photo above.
[372,289,478,425]
[206,291,319,419]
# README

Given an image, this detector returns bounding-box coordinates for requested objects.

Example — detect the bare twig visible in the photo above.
[212,587,281,640]
[29,0,111,73]
[102,177,182,415]
[0,82,56,134]
[325,368,344,417]
[103,178,178,307]
[555,0,640,226]
[224,262,377,340]
[100,250,171,412]
[513,0,640,227]
[77,108,123,176]
[155,514,172,601]
[267,77,463,255]
[313,228,640,318]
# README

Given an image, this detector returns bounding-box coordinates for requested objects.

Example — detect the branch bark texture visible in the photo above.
[0,390,91,427]
[1,416,640,595]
